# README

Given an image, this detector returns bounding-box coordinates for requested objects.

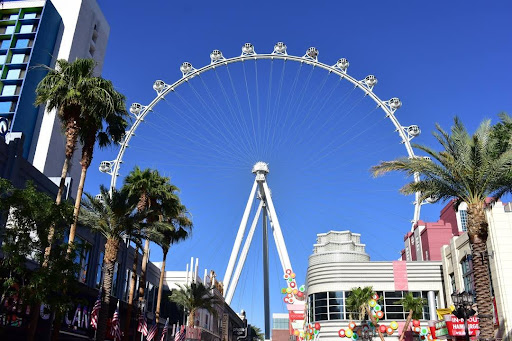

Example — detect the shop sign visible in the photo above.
[222,313,229,341]
[428,319,449,338]
[289,312,304,321]
[443,314,479,336]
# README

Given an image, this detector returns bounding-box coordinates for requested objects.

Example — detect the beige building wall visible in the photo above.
[441,201,512,340]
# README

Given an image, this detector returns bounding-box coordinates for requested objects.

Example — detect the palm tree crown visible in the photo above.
[372,116,512,339]
[395,293,426,320]
[170,282,221,327]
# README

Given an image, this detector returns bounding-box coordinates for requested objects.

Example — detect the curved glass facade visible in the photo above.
[309,290,431,322]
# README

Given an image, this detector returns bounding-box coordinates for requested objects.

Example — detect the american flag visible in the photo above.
[110,302,122,341]
[147,321,158,341]
[160,318,169,341]
[90,288,102,329]
[137,311,148,336]
[174,325,185,341]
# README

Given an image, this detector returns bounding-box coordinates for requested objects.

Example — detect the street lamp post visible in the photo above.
[451,292,476,341]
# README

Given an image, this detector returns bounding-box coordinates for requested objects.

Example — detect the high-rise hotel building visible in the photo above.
[0,0,109,198]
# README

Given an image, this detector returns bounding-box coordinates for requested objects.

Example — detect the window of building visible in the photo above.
[111,262,119,296]
[15,39,31,48]
[3,25,15,35]
[11,53,26,64]
[461,256,475,295]
[73,237,91,284]
[0,55,6,64]
[0,100,13,112]
[147,282,155,312]
[6,69,21,80]
[2,85,17,96]
[95,252,104,288]
[272,317,289,330]
[23,13,37,19]
[19,25,33,34]
[459,210,468,232]
[9,14,19,20]
[450,273,456,295]
[1,40,11,50]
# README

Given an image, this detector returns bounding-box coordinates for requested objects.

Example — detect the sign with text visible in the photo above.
[222,313,229,341]
[444,314,480,336]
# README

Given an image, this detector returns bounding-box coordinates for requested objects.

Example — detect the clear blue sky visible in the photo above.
[89,0,511,330]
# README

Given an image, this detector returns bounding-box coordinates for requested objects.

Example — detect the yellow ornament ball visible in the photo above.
[369,299,377,307]
[346,329,354,338]
[294,330,300,336]
[390,321,398,330]
[286,288,292,293]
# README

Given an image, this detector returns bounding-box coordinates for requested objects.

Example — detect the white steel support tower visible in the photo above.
[223,162,292,340]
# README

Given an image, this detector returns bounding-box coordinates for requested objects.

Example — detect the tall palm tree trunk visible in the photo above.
[124,247,139,340]
[67,141,94,252]
[399,310,413,341]
[138,239,150,305]
[97,238,119,341]
[155,251,167,323]
[188,308,196,328]
[29,121,79,341]
[365,306,385,341]
[467,203,494,339]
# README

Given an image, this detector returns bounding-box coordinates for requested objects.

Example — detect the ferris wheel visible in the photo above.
[97,42,425,317]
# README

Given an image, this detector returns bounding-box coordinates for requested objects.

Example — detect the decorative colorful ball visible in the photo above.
[420,327,429,336]
[286,269,292,274]
[300,331,304,338]
[293,289,298,295]
[338,329,346,338]
[348,322,356,330]
[414,327,421,333]
[379,325,387,333]
[288,297,295,304]
[315,323,321,331]
[294,330,300,336]
[290,282,296,288]
[374,318,379,324]
[297,292,304,298]
[376,311,384,319]
[299,285,306,292]
[351,333,358,340]
[286,288,292,294]
[345,329,354,338]
[284,274,289,279]
[291,273,296,278]
[374,304,382,311]
[387,327,394,335]
[288,278,294,283]
[390,321,398,330]
[363,325,370,332]
[412,320,421,327]
[369,299,377,307]
[281,288,287,294]
[283,297,289,303]
[314,329,319,335]
[372,293,379,300]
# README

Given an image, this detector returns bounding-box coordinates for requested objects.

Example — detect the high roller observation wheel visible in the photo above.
[98,42,427,229]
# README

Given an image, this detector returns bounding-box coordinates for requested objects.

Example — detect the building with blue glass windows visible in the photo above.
[0,0,109,199]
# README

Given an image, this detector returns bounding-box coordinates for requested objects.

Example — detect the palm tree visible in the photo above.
[154,210,193,323]
[170,282,221,328]
[395,293,426,341]
[372,117,512,339]
[34,58,95,263]
[345,287,385,341]
[79,185,146,341]
[66,69,128,253]
[122,167,180,334]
